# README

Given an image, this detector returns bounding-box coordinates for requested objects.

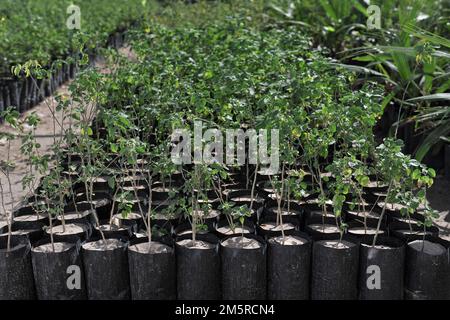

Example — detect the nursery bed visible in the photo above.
[0,47,135,213]
[1,0,449,302]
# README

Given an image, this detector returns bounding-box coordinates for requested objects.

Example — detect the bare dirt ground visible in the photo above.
[0,47,135,218]
[0,83,72,214]
[0,46,449,240]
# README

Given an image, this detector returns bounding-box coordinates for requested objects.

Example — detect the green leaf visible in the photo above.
[402,24,450,49]
[359,176,370,187]
[415,119,450,161]
[204,70,213,79]
[392,52,412,81]
[319,0,338,22]
[107,177,115,189]
[328,62,387,77]
[407,93,450,102]
[411,169,421,180]
[335,209,341,217]
[428,168,436,178]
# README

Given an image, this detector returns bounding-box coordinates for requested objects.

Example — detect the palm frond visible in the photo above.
[407,93,450,102]
[415,119,450,161]
[403,23,450,48]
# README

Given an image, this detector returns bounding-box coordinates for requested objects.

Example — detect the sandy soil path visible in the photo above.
[0,47,136,216]
[0,82,72,214]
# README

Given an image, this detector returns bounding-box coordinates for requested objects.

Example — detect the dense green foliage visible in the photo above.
[0,0,144,74]
[141,0,449,160]
[266,0,448,53]
[60,14,436,236]
[266,0,450,159]
[0,0,441,243]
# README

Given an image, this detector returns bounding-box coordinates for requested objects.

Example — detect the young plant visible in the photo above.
[0,107,20,251]
[183,164,212,242]
[231,205,253,240]
[372,138,437,245]
[327,155,371,238]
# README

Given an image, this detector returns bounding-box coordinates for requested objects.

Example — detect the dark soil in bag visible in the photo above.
[150,212,174,235]
[175,233,221,300]
[221,182,247,200]
[228,189,266,212]
[391,224,439,242]
[113,197,147,215]
[29,79,37,107]
[3,85,11,109]
[118,185,149,199]
[389,215,425,230]
[94,221,133,239]
[363,190,387,204]
[37,79,45,102]
[44,77,52,97]
[152,184,180,201]
[58,209,96,226]
[175,222,212,238]
[69,63,76,79]
[311,236,359,300]
[0,236,36,300]
[220,234,267,300]
[9,80,20,111]
[345,207,386,228]
[359,236,405,300]
[363,179,389,193]
[304,208,339,225]
[20,78,30,112]
[257,218,297,239]
[405,240,450,299]
[305,223,341,241]
[110,212,144,231]
[12,204,48,230]
[347,220,386,240]
[12,213,48,231]
[215,218,255,239]
[256,179,278,194]
[267,232,311,300]
[46,223,90,243]
[0,220,8,233]
[67,197,112,221]
[0,94,4,117]
[82,238,130,300]
[128,237,176,300]
[374,202,410,218]
[262,204,304,229]
[176,209,221,233]
[31,240,87,300]
[0,228,44,246]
